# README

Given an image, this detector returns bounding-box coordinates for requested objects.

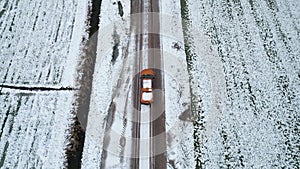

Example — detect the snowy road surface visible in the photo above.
[82,0,168,168]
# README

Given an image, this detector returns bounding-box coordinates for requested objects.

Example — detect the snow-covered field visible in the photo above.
[0,0,89,168]
[184,0,300,168]
[0,90,75,168]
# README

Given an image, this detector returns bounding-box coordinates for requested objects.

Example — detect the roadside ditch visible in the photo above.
[65,0,101,168]
[179,0,205,168]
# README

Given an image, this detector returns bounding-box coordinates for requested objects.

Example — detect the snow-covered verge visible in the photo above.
[184,0,300,168]
[81,0,132,168]
[160,0,195,168]
[0,0,89,168]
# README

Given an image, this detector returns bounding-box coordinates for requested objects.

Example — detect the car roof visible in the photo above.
[141,91,152,101]
[142,79,152,88]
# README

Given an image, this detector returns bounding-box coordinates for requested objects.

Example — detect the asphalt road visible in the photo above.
[148,0,167,168]
[131,0,166,168]
[130,0,143,168]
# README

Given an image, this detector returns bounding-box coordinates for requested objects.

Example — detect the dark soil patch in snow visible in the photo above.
[106,101,116,128]
[169,160,176,169]
[66,117,85,169]
[0,84,76,92]
[111,29,120,64]
[117,1,124,17]
[178,107,193,122]
[88,0,102,37]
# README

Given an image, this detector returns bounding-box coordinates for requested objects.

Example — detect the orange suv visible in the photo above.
[140,69,155,104]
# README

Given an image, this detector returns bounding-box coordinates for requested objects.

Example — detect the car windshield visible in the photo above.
[142,79,152,88]
[142,92,152,101]
[142,74,153,78]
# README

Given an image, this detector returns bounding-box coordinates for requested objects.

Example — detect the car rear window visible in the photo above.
[142,92,152,101]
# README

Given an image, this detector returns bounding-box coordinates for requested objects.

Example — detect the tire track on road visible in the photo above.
[148,0,167,168]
